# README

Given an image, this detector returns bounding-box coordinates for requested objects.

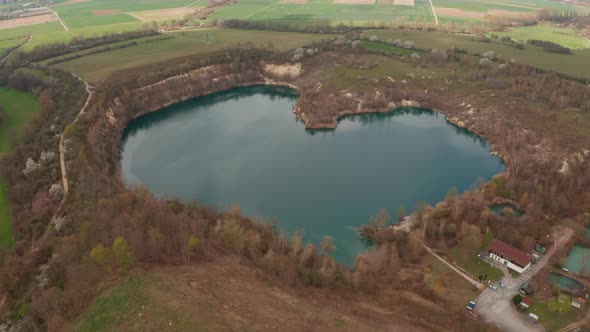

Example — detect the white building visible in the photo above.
[488,239,532,274]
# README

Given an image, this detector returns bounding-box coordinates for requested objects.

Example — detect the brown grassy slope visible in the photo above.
[74,256,489,332]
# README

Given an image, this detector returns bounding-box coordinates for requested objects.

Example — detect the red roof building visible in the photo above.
[488,239,533,274]
[520,297,533,309]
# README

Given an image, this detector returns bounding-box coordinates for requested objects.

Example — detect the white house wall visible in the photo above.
[489,253,530,274]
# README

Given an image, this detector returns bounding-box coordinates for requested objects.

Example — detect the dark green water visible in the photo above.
[121,85,505,264]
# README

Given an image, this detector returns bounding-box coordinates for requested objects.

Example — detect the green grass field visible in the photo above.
[53,28,335,82]
[489,25,590,49]
[433,0,576,12]
[53,0,200,13]
[462,258,504,282]
[0,38,25,55]
[75,271,221,331]
[0,0,201,52]
[0,88,40,249]
[529,298,589,331]
[0,22,148,52]
[424,256,480,307]
[209,0,436,24]
[60,11,139,30]
[0,22,65,40]
[363,29,590,80]
[448,246,504,282]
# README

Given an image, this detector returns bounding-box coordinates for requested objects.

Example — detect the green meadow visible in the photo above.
[490,25,590,49]
[364,29,590,80]
[53,28,335,82]
[209,0,435,24]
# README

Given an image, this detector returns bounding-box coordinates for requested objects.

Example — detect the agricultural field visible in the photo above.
[0,38,25,55]
[52,0,203,28]
[363,29,590,80]
[209,0,436,24]
[208,0,580,25]
[0,87,40,249]
[0,0,202,54]
[489,24,590,49]
[0,0,583,54]
[52,29,335,82]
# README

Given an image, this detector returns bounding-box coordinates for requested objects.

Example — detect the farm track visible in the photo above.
[0,36,32,64]
[60,73,93,198]
[184,0,204,7]
[428,0,438,24]
[560,308,590,332]
[48,7,69,32]
[34,73,92,250]
[412,233,484,289]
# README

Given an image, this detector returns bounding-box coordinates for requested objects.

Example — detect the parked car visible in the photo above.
[499,281,505,289]
[489,283,499,291]
[528,313,539,322]
[467,301,476,310]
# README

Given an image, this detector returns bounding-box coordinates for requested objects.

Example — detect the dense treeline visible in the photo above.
[45,36,173,66]
[536,9,586,24]
[12,29,159,65]
[527,39,572,54]
[221,19,359,34]
[0,68,47,92]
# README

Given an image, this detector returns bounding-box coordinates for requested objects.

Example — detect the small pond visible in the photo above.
[121,85,505,265]
[549,272,585,295]
[565,245,590,276]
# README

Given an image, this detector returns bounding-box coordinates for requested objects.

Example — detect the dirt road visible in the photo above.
[475,227,573,332]
[58,73,92,199]
[413,234,484,289]
[0,36,32,64]
[47,7,69,31]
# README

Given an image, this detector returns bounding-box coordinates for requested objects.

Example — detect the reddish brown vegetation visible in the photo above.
[0,36,589,330]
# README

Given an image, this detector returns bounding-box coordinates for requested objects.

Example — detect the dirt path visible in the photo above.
[0,36,32,64]
[428,0,439,24]
[184,0,204,7]
[412,234,484,289]
[59,73,92,199]
[32,72,92,250]
[48,7,69,31]
[475,227,573,332]
[560,308,590,332]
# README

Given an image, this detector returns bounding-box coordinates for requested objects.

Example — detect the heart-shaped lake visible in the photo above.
[121,85,504,265]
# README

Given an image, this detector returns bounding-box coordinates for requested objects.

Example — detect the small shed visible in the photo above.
[534,245,546,254]
[572,297,586,308]
[520,284,535,296]
[520,297,532,309]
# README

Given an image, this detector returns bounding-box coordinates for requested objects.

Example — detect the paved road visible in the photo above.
[475,227,573,332]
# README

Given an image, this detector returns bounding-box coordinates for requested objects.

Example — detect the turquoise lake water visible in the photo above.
[121,85,505,264]
[549,272,585,295]
[565,245,590,276]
